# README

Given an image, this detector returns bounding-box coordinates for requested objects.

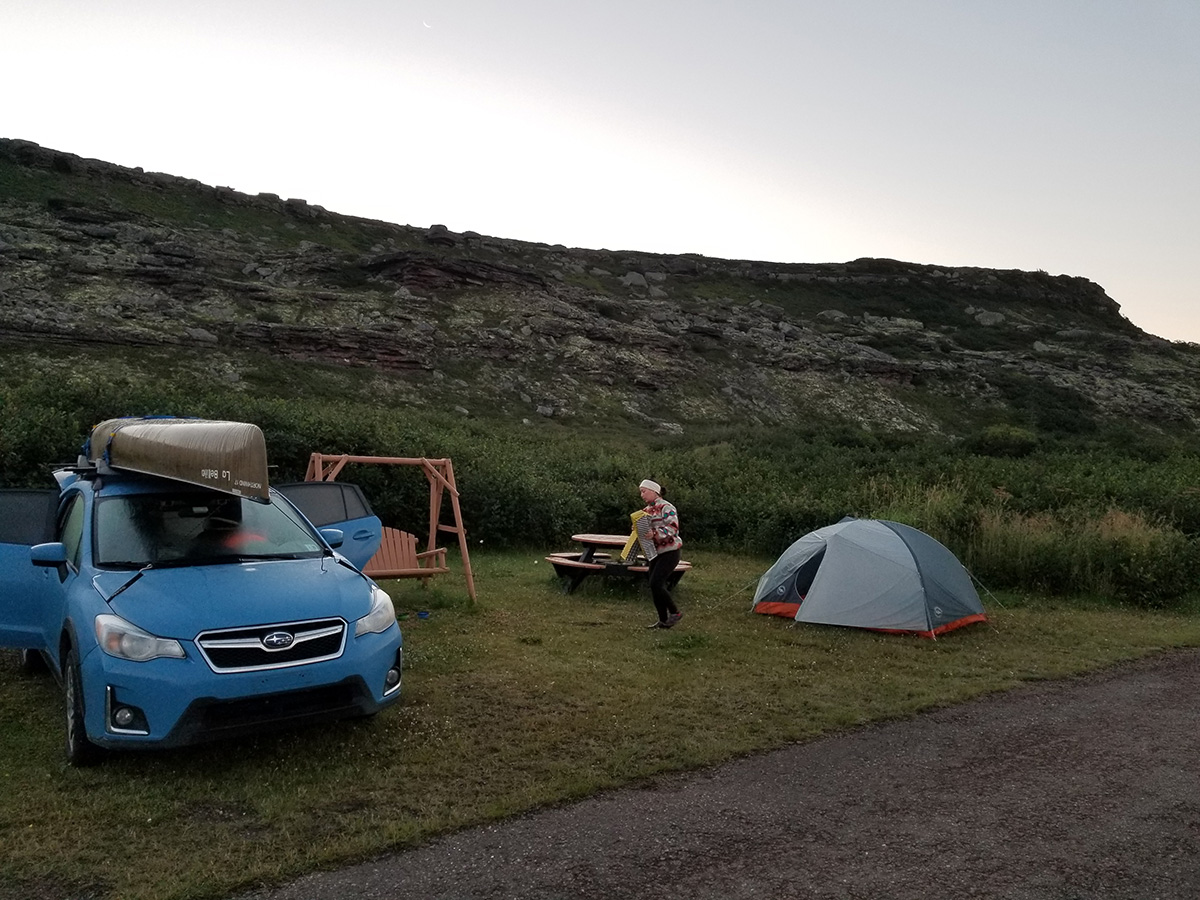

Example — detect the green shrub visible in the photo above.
[969,508,1199,606]
[4,359,1200,606]
[965,424,1039,458]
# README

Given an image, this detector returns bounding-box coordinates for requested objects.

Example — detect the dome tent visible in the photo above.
[752,517,987,638]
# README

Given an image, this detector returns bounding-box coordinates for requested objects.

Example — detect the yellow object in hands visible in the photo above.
[622,510,647,561]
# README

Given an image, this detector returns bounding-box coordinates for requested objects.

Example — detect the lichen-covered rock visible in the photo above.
[2,137,1198,434]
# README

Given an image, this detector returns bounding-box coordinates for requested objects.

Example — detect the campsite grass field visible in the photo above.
[2,548,1200,900]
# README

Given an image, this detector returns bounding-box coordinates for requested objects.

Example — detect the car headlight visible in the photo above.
[95,614,186,662]
[355,585,397,637]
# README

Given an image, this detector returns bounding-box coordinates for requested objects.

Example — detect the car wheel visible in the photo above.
[64,648,102,767]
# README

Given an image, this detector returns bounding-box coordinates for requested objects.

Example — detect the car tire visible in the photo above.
[64,647,102,767]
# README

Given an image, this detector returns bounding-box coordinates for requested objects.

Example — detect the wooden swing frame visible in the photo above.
[304,452,477,603]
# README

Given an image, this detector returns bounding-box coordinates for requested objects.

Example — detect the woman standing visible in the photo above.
[636,479,683,629]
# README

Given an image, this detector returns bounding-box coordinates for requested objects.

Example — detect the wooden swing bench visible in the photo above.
[362,527,450,586]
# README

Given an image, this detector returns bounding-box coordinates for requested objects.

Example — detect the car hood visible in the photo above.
[97,557,372,638]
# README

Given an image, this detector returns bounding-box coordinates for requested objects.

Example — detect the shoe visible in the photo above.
[646,620,668,629]
[665,612,683,628]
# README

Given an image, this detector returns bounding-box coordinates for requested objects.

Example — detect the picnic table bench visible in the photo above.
[546,533,692,594]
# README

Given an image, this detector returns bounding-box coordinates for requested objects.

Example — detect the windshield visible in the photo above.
[94,491,325,567]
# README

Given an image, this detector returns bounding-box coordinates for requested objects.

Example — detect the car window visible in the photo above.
[343,486,370,520]
[94,491,324,567]
[59,495,85,572]
[274,483,374,527]
[0,490,57,545]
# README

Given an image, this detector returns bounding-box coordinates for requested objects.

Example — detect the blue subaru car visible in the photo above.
[0,418,402,765]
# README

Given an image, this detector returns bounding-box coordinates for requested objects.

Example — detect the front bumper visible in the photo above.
[81,628,403,750]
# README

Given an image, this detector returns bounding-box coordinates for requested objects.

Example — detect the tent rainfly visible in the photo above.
[752,517,987,638]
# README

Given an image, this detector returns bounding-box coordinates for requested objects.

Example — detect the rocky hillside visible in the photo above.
[2,136,1199,438]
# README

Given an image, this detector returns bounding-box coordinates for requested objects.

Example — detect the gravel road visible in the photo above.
[237,648,1200,900]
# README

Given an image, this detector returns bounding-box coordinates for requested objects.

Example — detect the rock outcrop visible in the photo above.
[2,137,1198,435]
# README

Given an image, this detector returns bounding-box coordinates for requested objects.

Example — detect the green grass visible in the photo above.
[2,549,1199,900]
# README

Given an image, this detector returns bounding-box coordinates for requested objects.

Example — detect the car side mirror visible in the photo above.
[30,542,68,567]
[319,528,344,549]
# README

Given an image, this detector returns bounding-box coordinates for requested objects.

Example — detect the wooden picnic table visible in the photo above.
[547,533,692,594]
[570,533,631,563]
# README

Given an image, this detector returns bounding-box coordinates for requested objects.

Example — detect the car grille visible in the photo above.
[163,678,378,746]
[196,618,346,672]
[195,682,364,732]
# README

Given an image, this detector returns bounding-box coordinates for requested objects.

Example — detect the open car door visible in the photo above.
[274,482,383,571]
[0,489,59,648]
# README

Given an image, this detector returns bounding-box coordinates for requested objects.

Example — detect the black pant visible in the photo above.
[647,548,681,622]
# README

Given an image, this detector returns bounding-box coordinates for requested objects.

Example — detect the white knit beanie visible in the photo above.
[639,479,661,494]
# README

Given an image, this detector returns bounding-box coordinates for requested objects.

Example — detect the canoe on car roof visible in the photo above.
[85,416,270,501]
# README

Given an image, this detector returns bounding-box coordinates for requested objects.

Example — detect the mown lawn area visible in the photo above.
[2,548,1199,900]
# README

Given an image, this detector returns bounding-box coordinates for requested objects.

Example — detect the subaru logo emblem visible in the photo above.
[262,631,295,650]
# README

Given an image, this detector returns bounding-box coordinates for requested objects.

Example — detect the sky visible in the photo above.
[2,1,1198,341]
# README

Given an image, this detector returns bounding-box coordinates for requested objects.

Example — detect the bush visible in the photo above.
[965,425,1039,458]
[968,507,1199,606]
[4,365,1200,607]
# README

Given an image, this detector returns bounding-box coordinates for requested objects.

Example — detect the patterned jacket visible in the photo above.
[640,497,682,555]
